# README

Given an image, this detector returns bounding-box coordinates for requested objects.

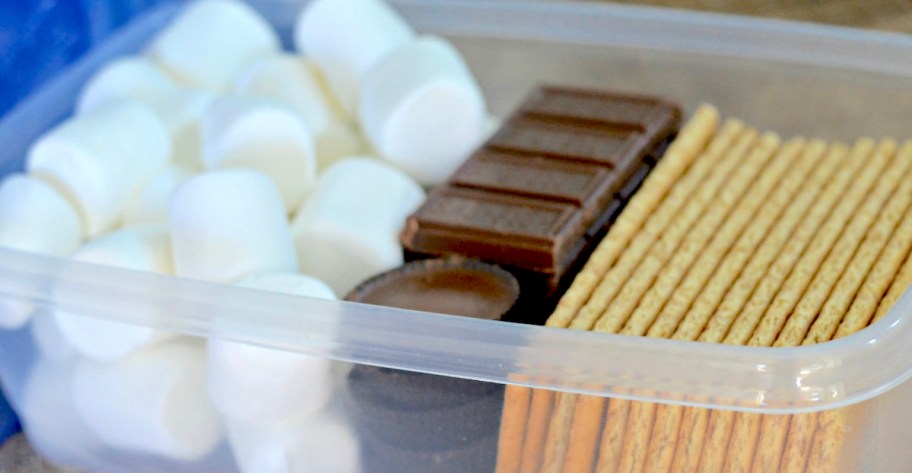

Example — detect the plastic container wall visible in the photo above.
[0,1,911,472]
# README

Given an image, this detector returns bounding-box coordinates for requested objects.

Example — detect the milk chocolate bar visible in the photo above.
[401,86,681,321]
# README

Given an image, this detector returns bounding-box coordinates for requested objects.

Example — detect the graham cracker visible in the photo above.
[669,404,710,472]
[568,120,744,331]
[518,389,555,473]
[749,414,792,472]
[873,244,912,324]
[697,141,847,344]
[547,105,720,329]
[804,143,912,344]
[594,398,633,473]
[540,392,578,473]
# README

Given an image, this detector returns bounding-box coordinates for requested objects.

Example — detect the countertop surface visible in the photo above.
[1,0,911,472]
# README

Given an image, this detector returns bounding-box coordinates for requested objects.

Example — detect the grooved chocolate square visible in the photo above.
[402,86,681,301]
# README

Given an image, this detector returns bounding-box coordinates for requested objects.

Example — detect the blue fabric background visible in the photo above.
[0,0,162,117]
[0,391,16,443]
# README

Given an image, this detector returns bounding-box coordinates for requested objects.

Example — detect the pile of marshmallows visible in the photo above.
[0,0,488,471]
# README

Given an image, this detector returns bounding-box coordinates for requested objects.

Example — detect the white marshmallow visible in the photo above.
[0,175,84,329]
[292,158,424,295]
[208,273,335,426]
[72,340,222,461]
[360,36,486,185]
[77,57,214,169]
[202,98,317,211]
[77,56,176,113]
[53,225,176,361]
[27,102,171,236]
[170,169,298,283]
[122,164,195,226]
[233,55,363,169]
[19,358,106,471]
[149,0,280,91]
[31,310,76,362]
[0,174,83,255]
[295,0,414,115]
[227,409,360,473]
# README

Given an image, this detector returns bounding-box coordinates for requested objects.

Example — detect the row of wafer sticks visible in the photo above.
[495,104,912,473]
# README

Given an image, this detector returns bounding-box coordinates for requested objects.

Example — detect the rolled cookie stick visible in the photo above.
[72,339,222,461]
[233,55,363,169]
[53,225,176,361]
[360,36,486,186]
[202,98,317,212]
[209,273,337,426]
[0,175,83,329]
[292,158,424,296]
[295,0,414,115]
[148,0,279,91]
[170,169,299,283]
[227,409,360,473]
[76,56,214,168]
[27,101,171,237]
[19,359,106,472]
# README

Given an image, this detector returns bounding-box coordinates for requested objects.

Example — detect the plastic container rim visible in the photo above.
[0,0,911,414]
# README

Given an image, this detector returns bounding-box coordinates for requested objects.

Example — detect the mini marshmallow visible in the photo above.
[170,169,298,283]
[292,158,424,295]
[122,164,195,226]
[295,0,414,115]
[149,0,280,91]
[77,56,214,168]
[202,98,317,211]
[360,36,486,186]
[0,175,83,329]
[72,339,222,461]
[227,409,360,473]
[53,225,176,361]
[19,359,106,471]
[0,174,83,255]
[31,310,76,362]
[209,273,336,426]
[233,55,363,168]
[27,102,171,236]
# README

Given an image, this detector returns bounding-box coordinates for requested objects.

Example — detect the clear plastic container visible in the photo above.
[1,1,912,472]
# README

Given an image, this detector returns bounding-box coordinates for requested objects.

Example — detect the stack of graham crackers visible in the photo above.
[496,105,912,473]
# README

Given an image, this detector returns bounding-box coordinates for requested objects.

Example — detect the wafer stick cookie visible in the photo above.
[774,138,902,346]
[722,138,876,346]
[496,384,533,473]
[578,129,762,473]
[610,135,785,473]
[682,139,875,473]
[643,134,790,340]
[674,140,826,341]
[568,120,744,331]
[495,105,718,473]
[631,139,825,473]
[804,143,912,343]
[700,142,849,344]
[528,123,743,473]
[873,246,912,323]
[837,143,912,336]
[556,129,758,472]
[591,129,760,334]
[737,139,899,473]
[547,105,720,329]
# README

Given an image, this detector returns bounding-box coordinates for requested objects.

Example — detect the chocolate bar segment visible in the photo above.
[401,86,681,319]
